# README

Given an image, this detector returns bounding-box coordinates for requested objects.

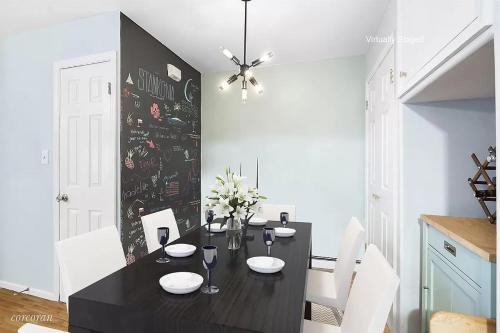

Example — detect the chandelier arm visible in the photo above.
[248,76,263,94]
[231,56,241,66]
[248,76,258,86]
[250,58,263,67]
[227,74,239,85]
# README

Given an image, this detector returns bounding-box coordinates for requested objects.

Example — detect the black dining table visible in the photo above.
[68,220,312,333]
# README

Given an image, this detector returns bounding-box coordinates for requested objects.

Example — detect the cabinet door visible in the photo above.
[424,247,481,332]
[399,0,482,90]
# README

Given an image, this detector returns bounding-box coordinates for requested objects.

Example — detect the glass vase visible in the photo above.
[226,217,242,250]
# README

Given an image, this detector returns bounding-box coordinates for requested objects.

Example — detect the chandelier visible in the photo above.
[218,0,274,103]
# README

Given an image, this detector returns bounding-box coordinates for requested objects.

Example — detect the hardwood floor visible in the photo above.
[0,288,67,332]
[0,288,390,332]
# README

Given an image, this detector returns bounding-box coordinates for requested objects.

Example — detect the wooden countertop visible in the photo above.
[421,215,496,263]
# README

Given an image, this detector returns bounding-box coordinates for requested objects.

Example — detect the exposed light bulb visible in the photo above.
[259,51,274,63]
[244,70,253,78]
[219,81,229,91]
[255,84,264,94]
[242,88,248,103]
[221,47,233,59]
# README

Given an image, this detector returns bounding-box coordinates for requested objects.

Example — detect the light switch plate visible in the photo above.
[41,150,49,165]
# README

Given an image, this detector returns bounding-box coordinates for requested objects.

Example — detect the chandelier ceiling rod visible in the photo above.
[243,0,247,65]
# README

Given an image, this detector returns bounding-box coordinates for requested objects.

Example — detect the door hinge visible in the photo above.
[107,82,111,95]
[390,68,394,84]
[365,100,368,111]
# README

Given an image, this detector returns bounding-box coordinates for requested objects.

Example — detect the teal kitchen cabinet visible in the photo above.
[420,215,496,333]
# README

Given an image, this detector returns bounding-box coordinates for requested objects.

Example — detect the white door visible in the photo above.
[366,46,398,326]
[57,60,116,243]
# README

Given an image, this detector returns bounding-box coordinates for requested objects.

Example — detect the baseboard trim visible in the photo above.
[0,280,58,301]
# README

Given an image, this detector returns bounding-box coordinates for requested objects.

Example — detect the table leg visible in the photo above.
[305,301,312,320]
[304,238,312,320]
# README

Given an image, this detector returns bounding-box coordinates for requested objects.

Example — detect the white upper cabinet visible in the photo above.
[398,0,494,98]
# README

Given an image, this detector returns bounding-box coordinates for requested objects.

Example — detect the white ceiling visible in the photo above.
[1,0,389,73]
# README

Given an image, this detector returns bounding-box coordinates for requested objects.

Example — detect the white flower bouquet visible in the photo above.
[206,167,266,226]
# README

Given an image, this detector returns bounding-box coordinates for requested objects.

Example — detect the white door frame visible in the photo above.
[364,40,400,332]
[52,51,118,300]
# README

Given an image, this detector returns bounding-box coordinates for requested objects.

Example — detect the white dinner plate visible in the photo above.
[275,227,296,238]
[165,244,196,257]
[247,256,285,274]
[205,223,227,233]
[159,272,203,294]
[248,217,268,226]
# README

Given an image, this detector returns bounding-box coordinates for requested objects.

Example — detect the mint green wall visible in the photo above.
[201,56,366,257]
[0,12,120,294]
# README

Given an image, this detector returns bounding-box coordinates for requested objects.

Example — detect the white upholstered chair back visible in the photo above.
[333,216,365,310]
[341,244,400,333]
[260,203,296,222]
[55,226,126,304]
[18,323,66,333]
[141,208,180,253]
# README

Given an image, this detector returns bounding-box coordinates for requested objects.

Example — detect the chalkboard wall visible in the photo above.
[120,14,201,263]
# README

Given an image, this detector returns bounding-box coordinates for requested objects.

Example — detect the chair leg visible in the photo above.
[333,307,343,325]
[304,301,312,320]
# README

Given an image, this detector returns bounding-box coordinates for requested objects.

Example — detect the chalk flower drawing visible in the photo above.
[150,102,161,119]
[122,88,131,98]
[126,244,136,265]
[125,150,135,170]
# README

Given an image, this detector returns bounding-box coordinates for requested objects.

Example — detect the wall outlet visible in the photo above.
[41,150,49,165]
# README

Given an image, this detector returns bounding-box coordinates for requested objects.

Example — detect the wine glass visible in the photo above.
[205,209,215,235]
[262,227,275,256]
[280,212,289,228]
[156,227,170,263]
[201,245,219,294]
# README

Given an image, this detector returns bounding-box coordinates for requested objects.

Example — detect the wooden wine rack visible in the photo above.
[468,146,496,224]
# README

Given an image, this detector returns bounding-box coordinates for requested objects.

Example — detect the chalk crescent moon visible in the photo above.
[184,79,193,103]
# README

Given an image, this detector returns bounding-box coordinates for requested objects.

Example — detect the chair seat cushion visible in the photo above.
[306,269,338,308]
[303,319,341,333]
[18,323,66,333]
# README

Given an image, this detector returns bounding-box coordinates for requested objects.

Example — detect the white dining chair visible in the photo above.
[260,203,296,222]
[306,217,365,312]
[141,208,180,253]
[18,324,66,333]
[18,226,126,333]
[55,225,126,303]
[303,244,400,333]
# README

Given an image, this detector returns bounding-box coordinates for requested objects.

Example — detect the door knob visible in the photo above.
[56,194,69,202]
[372,193,381,200]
